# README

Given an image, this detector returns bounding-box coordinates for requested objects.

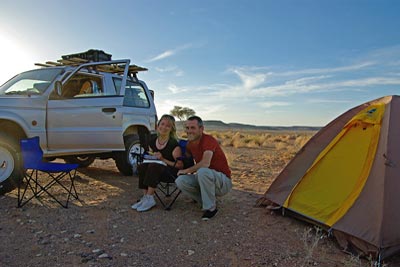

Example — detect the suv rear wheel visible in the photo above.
[64,155,96,168]
[0,134,22,194]
[114,135,143,176]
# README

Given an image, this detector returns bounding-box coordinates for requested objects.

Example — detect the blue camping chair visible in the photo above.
[18,136,80,208]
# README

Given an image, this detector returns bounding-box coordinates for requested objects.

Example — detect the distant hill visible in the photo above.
[176,120,321,132]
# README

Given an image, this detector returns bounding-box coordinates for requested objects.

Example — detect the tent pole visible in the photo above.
[376,252,381,267]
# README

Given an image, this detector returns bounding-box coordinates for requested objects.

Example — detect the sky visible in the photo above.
[1,0,400,126]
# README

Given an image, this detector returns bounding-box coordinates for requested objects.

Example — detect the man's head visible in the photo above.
[185,116,204,142]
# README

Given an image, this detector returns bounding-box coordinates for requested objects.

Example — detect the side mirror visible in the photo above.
[150,90,154,99]
[55,81,62,96]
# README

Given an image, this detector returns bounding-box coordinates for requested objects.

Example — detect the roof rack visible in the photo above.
[62,49,112,62]
[35,56,147,74]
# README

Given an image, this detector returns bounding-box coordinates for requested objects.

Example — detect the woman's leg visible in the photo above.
[132,164,150,209]
[137,163,166,212]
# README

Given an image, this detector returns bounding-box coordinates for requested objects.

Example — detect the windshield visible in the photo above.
[0,68,62,96]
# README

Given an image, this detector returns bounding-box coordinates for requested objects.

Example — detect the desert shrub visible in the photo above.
[231,132,245,148]
[295,135,311,148]
[274,141,289,151]
[300,226,326,266]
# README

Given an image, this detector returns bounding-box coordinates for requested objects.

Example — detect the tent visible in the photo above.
[262,95,400,261]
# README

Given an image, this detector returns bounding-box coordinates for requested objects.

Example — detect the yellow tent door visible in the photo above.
[283,105,384,226]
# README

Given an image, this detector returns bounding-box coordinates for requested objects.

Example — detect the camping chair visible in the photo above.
[154,139,193,210]
[133,139,193,210]
[17,136,80,208]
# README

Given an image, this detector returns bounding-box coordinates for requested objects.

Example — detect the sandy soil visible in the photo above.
[1,141,399,267]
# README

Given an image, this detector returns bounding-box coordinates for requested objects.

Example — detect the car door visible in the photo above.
[46,73,125,152]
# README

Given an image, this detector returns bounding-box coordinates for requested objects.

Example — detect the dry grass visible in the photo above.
[300,226,327,266]
[208,130,314,150]
[179,129,314,152]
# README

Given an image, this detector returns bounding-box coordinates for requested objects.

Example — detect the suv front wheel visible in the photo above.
[0,134,22,194]
[114,135,143,176]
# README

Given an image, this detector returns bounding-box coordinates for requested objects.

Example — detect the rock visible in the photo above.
[92,249,103,254]
[98,253,112,259]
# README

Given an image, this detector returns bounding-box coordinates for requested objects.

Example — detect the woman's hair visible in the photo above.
[158,114,178,141]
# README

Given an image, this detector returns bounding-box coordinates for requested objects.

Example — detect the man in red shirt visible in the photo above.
[176,116,232,220]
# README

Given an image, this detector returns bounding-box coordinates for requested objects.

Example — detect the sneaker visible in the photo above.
[137,195,156,212]
[202,208,218,221]
[131,196,145,210]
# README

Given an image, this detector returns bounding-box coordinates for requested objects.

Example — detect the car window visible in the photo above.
[0,68,61,96]
[61,73,104,98]
[113,78,122,95]
[122,80,150,108]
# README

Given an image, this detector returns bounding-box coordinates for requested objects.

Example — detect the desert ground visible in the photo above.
[1,129,399,267]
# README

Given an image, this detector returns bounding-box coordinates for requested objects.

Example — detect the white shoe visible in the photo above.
[137,195,156,212]
[131,196,145,210]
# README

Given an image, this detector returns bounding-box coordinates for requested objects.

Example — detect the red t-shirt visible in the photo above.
[186,133,231,178]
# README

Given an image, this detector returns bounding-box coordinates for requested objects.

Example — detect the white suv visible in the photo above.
[0,50,157,194]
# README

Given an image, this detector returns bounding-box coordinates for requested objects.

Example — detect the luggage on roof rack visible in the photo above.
[62,49,112,62]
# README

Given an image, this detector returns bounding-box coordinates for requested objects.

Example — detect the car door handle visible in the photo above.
[102,107,116,113]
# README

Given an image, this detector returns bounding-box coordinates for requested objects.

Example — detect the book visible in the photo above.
[143,154,158,160]
[142,159,167,166]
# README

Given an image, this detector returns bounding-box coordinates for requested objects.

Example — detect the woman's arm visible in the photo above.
[171,146,183,169]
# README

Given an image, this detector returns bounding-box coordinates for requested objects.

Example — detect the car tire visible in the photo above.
[114,135,143,176]
[0,134,22,195]
[64,155,96,168]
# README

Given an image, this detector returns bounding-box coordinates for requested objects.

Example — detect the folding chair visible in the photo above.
[154,139,193,210]
[18,136,79,208]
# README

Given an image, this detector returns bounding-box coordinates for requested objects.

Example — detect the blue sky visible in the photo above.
[1,0,400,126]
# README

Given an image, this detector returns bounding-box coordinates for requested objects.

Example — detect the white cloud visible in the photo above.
[225,61,400,98]
[147,43,193,62]
[154,66,184,77]
[148,50,174,62]
[249,75,400,98]
[167,84,187,94]
[363,45,400,62]
[278,61,376,77]
[230,68,267,90]
[196,104,227,117]
[307,99,352,104]
[337,77,400,87]
[259,101,291,108]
